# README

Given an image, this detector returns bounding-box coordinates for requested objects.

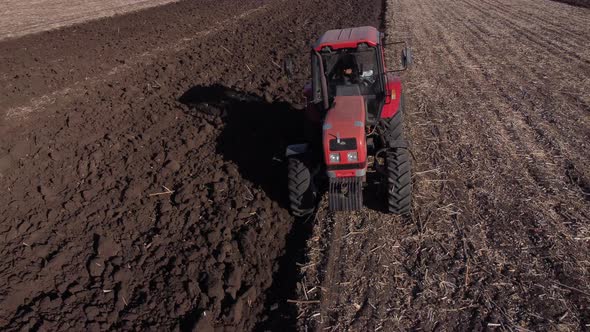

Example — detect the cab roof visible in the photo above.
[313,26,381,51]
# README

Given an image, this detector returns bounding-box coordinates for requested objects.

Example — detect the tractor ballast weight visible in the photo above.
[287,26,412,216]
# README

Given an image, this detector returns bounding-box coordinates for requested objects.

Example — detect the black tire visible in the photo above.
[380,93,405,143]
[287,156,315,217]
[385,148,411,215]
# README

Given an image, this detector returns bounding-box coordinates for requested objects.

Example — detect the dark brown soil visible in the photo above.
[0,0,382,330]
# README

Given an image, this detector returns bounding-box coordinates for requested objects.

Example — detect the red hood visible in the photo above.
[322,96,367,172]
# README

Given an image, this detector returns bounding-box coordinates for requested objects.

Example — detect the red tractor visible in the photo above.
[286,26,412,216]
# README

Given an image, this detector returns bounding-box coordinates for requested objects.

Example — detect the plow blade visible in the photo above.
[328,177,363,211]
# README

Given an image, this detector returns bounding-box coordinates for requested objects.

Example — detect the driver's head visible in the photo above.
[340,54,357,75]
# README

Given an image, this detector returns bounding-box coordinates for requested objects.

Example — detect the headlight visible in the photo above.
[347,151,358,162]
[329,153,340,163]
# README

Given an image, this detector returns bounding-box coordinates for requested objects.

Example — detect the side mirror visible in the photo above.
[401,47,413,69]
[283,57,294,79]
[384,42,412,72]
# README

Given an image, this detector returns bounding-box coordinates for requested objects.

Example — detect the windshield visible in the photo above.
[321,47,382,98]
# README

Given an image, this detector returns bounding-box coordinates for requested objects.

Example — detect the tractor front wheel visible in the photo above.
[385,148,411,215]
[287,156,315,217]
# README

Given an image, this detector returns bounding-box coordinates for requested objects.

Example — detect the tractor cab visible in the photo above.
[310,26,387,126]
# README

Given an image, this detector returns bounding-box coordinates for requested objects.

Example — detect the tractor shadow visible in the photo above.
[179,84,305,207]
[179,84,311,330]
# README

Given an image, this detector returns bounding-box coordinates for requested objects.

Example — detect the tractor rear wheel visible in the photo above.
[385,148,411,215]
[287,156,315,217]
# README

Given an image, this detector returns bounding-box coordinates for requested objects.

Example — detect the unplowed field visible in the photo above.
[0,0,589,331]
[0,0,180,41]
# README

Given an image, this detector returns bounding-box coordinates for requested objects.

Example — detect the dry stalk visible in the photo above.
[287,299,320,304]
[271,60,282,69]
[147,185,174,197]
[552,280,590,297]
[220,45,232,55]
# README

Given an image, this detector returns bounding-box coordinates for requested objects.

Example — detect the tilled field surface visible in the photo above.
[297,0,590,330]
[0,0,381,330]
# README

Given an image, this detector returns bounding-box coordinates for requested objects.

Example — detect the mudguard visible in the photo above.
[381,74,402,119]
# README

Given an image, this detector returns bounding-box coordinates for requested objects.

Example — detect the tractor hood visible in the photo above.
[322,96,367,175]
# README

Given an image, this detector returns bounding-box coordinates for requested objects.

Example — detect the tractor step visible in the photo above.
[328,177,363,211]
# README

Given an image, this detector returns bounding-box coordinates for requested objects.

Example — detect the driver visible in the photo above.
[334,54,359,85]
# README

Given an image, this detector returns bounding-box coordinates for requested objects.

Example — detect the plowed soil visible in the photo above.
[0,0,382,330]
[297,0,590,331]
[1,0,589,331]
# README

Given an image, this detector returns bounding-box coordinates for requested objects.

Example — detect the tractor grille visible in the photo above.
[329,177,363,211]
[329,138,357,151]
